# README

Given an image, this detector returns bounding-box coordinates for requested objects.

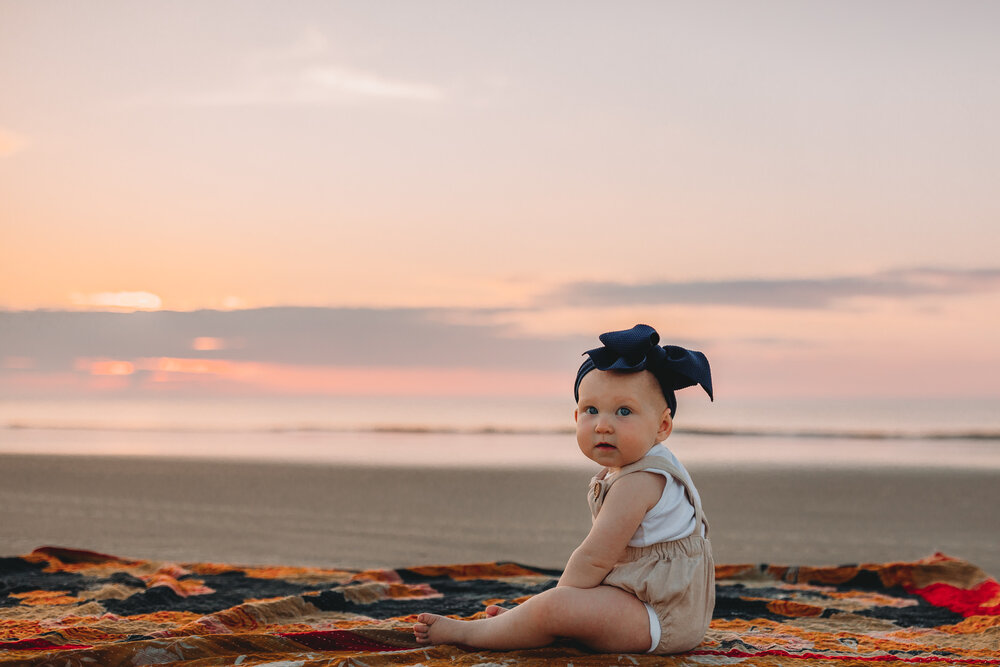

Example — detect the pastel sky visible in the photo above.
[2,1,999,400]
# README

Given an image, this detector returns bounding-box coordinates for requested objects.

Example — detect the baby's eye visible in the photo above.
[584,406,599,415]
[616,407,632,417]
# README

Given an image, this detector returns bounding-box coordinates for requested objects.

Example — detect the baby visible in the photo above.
[413,324,715,654]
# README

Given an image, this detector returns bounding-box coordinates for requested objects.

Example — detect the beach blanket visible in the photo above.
[1,547,997,666]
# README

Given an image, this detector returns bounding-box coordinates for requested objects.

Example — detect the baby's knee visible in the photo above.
[523,587,580,627]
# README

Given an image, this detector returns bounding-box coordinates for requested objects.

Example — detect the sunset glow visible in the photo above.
[191,337,227,351]
[5,355,566,398]
[69,292,163,311]
[76,359,136,376]
[2,2,999,401]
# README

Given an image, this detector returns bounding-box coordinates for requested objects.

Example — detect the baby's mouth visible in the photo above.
[595,443,616,450]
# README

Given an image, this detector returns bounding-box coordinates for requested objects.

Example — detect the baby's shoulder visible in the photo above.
[608,469,667,511]
[634,446,692,482]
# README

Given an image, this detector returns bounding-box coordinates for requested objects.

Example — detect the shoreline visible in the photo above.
[4,428,1000,471]
[2,453,998,578]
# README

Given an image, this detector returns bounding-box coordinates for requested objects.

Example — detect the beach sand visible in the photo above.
[2,454,998,577]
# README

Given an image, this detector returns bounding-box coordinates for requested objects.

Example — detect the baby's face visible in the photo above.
[574,369,672,469]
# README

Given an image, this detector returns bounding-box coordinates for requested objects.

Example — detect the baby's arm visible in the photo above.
[558,471,666,589]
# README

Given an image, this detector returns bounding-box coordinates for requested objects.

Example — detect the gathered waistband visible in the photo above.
[620,533,709,562]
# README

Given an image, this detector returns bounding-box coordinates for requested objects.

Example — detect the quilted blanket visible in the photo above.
[1,547,997,666]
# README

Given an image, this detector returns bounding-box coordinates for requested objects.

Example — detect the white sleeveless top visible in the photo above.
[603,443,702,546]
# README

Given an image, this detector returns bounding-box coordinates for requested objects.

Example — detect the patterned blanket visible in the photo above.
[1,547,997,666]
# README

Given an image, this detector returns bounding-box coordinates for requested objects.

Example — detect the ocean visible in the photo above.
[2,395,999,470]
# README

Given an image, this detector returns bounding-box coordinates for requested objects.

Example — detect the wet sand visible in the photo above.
[2,454,997,577]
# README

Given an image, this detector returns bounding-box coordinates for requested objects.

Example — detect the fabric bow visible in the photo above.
[574,324,713,417]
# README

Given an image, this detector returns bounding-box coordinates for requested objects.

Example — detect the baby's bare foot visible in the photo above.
[412,613,467,645]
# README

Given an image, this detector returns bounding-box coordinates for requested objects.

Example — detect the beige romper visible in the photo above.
[588,453,715,654]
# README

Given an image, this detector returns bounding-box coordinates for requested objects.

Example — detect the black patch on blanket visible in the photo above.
[396,563,563,582]
[102,572,328,616]
[713,582,964,628]
[309,577,557,619]
[854,597,964,628]
[712,585,784,621]
[0,557,88,605]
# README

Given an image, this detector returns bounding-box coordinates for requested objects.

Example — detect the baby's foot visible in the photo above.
[485,604,509,617]
[412,613,467,646]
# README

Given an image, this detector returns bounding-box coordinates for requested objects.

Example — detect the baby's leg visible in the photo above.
[413,584,650,653]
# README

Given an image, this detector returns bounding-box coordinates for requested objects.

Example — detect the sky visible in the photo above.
[2,1,999,401]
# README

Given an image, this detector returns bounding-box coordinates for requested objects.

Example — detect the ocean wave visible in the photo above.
[677,426,1000,441]
[0,421,571,436]
[3,421,999,441]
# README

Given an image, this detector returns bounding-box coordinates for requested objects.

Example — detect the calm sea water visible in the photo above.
[2,395,999,469]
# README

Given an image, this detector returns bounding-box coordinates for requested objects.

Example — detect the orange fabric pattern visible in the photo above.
[1,548,997,666]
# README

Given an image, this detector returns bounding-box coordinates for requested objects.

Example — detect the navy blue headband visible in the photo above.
[573,324,713,417]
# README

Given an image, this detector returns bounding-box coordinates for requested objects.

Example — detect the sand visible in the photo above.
[2,454,998,578]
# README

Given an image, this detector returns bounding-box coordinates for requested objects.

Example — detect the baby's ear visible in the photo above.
[658,408,674,440]
[573,409,578,423]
